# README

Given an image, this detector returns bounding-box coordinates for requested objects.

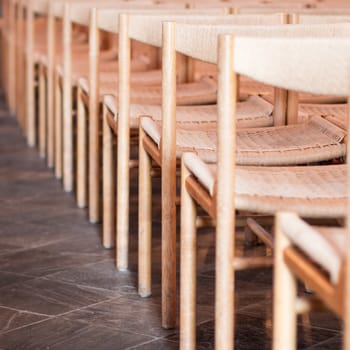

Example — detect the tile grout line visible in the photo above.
[1,317,54,335]
[304,334,342,350]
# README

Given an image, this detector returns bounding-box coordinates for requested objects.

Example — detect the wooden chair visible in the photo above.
[179,25,350,349]
[78,6,230,223]
[100,12,240,243]
[101,13,283,329]
[22,0,97,155]
[273,210,349,350]
[138,20,350,331]
[52,1,190,193]
[52,1,118,191]
[75,6,201,219]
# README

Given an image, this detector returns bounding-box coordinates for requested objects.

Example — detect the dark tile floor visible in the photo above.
[0,96,343,349]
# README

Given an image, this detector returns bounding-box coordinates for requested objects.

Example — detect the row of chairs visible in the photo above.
[2,0,350,348]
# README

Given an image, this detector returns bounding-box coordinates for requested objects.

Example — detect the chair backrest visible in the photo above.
[127,13,286,48]
[294,13,350,24]
[237,6,350,15]
[118,12,287,120]
[174,22,350,96]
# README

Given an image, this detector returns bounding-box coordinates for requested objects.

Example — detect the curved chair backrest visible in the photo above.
[127,13,286,48]
[237,6,350,15]
[173,22,350,95]
[295,14,350,24]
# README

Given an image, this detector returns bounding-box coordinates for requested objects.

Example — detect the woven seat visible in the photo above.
[239,75,274,101]
[299,103,348,130]
[80,75,217,105]
[263,91,347,105]
[109,91,273,129]
[78,69,162,95]
[142,113,346,165]
[130,76,218,105]
[183,153,346,218]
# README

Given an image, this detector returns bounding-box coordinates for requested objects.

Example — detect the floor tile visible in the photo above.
[166,313,340,350]
[127,339,179,349]
[306,334,342,349]
[0,278,117,315]
[0,237,110,277]
[0,271,33,289]
[0,317,153,350]
[63,296,175,338]
[0,306,49,334]
[46,260,138,295]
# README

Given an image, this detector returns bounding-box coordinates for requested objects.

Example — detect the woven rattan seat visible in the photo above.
[55,52,117,81]
[142,114,346,164]
[263,91,347,105]
[107,94,273,131]
[239,75,274,101]
[299,103,348,130]
[101,76,218,107]
[78,69,163,95]
[104,94,273,129]
[183,153,346,218]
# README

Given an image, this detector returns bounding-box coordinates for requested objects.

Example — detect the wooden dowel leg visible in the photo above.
[62,3,73,192]
[116,14,131,271]
[273,213,297,350]
[273,87,287,126]
[180,159,197,349]
[55,75,62,179]
[39,65,46,159]
[88,8,100,223]
[138,125,152,297]
[76,86,87,209]
[47,5,55,168]
[103,105,115,249]
[161,21,177,330]
[26,0,35,147]
[215,34,235,350]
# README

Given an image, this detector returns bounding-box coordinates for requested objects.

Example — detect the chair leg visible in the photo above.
[116,114,130,271]
[88,82,100,224]
[273,212,297,350]
[138,126,152,297]
[55,75,62,180]
[161,146,177,329]
[102,105,115,249]
[26,41,35,147]
[39,64,46,159]
[47,69,55,169]
[180,159,197,349]
[63,89,73,193]
[76,86,87,209]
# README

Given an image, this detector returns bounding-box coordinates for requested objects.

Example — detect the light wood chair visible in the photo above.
[26,0,154,158]
[273,210,349,350]
[138,20,350,332]
[75,5,197,219]
[52,1,189,193]
[101,12,289,328]
[100,11,233,238]
[179,25,350,349]
[82,6,229,224]
[52,1,118,191]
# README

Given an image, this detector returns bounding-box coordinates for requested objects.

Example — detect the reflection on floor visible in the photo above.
[0,97,343,349]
